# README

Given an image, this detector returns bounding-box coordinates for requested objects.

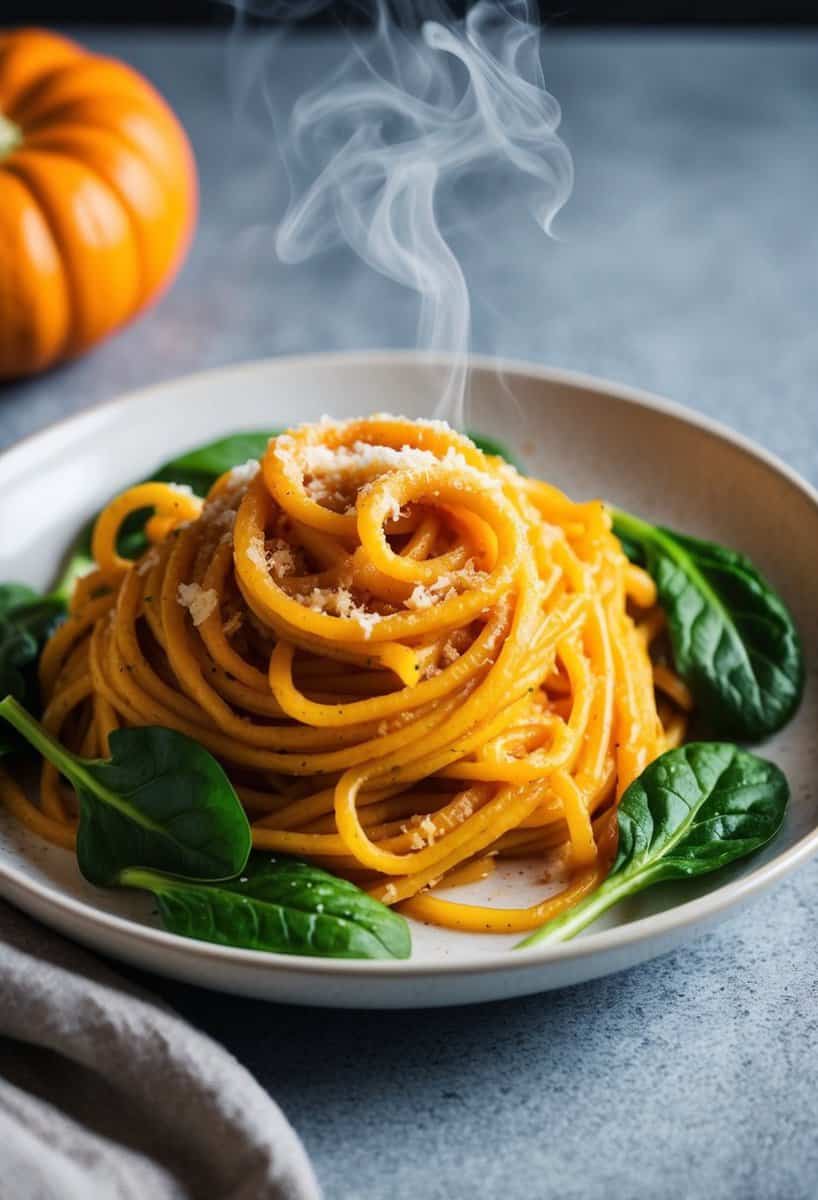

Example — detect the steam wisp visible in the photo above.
[273,0,573,427]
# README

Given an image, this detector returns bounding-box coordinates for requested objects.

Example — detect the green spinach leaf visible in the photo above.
[0,595,64,704]
[0,584,41,618]
[0,586,66,757]
[0,697,251,885]
[612,509,804,740]
[467,430,526,472]
[519,742,789,947]
[119,855,412,960]
[0,699,408,960]
[160,431,276,479]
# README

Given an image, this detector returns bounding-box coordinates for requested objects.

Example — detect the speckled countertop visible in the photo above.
[1,29,817,1200]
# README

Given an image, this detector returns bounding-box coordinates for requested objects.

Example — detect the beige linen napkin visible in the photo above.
[0,900,321,1200]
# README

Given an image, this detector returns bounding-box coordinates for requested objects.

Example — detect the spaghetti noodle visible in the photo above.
[3,416,691,932]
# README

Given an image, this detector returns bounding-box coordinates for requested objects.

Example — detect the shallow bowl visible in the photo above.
[1,352,815,1007]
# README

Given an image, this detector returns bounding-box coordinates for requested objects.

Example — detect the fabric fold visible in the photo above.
[0,901,320,1200]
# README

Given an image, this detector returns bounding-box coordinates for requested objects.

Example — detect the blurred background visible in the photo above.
[3,0,816,449]
[4,1,818,24]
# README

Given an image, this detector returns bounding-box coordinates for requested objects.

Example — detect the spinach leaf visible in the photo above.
[0,699,408,959]
[467,430,526,472]
[119,855,412,960]
[160,431,276,479]
[0,586,66,757]
[0,584,40,618]
[612,509,804,740]
[0,697,251,885]
[519,742,789,947]
[0,595,64,705]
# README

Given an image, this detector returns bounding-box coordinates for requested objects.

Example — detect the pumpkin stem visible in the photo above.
[0,114,22,160]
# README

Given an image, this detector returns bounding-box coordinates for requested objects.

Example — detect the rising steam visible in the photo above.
[269,0,573,426]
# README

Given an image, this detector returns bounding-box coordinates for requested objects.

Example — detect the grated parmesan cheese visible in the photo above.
[406,582,455,611]
[211,507,236,532]
[294,585,381,638]
[301,441,470,479]
[247,538,268,569]
[229,459,261,485]
[136,549,159,577]
[222,611,243,637]
[405,577,464,611]
[441,638,461,665]
[448,795,474,825]
[419,815,438,844]
[351,610,381,638]
[267,539,296,578]
[177,582,218,626]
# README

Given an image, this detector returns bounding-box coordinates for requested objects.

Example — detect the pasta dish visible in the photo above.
[8,415,697,934]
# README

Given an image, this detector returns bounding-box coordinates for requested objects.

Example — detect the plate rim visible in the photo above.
[2,348,817,979]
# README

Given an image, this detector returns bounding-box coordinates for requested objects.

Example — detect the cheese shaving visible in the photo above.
[295,586,382,638]
[177,582,218,626]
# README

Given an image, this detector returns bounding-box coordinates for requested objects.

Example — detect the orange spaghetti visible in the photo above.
[1,416,691,932]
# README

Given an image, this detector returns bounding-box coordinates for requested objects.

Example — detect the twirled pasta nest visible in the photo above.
[28,416,691,932]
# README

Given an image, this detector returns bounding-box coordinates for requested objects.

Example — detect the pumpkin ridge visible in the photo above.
[10,59,157,129]
[5,58,92,126]
[0,169,72,371]
[24,100,196,196]
[4,147,141,354]
[21,91,171,137]
[23,103,198,286]
[25,134,151,306]
[27,114,196,282]
[25,113,188,202]
[0,29,85,114]
[1,156,77,357]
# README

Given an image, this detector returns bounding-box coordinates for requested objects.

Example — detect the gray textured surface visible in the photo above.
[1,28,818,1200]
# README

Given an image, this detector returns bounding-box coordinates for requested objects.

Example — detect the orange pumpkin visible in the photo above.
[0,28,197,379]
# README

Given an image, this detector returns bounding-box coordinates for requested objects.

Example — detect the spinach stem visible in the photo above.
[515,878,633,948]
[0,698,186,841]
[0,696,82,783]
[117,867,161,892]
[607,506,655,542]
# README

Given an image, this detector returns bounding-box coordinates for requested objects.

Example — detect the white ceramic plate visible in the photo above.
[1,352,816,1008]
